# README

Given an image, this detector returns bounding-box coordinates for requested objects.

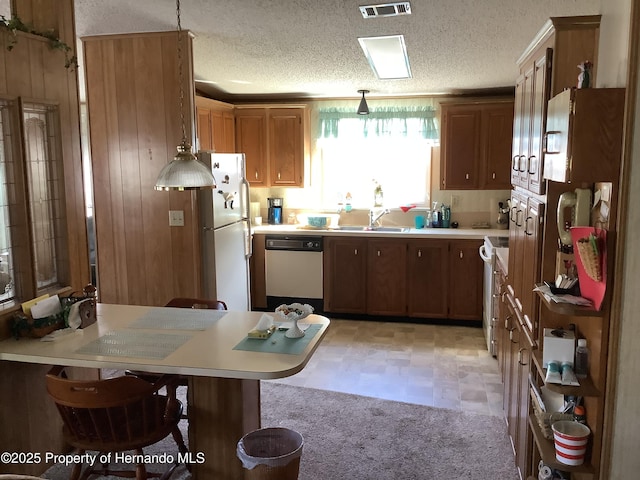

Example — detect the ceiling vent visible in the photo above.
[359,2,411,18]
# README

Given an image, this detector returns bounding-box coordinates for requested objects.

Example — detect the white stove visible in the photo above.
[479,235,509,356]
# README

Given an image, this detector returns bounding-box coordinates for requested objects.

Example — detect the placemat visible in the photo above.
[76,330,192,359]
[233,324,322,355]
[129,307,226,330]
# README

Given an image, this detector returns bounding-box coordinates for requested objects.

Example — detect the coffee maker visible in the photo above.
[267,198,283,225]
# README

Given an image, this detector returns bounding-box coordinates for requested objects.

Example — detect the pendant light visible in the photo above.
[357,89,370,115]
[154,0,216,191]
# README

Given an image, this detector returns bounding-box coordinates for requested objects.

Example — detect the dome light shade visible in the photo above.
[154,141,216,191]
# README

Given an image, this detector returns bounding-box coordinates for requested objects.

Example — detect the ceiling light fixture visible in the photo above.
[357,90,370,115]
[154,0,216,192]
[358,35,412,80]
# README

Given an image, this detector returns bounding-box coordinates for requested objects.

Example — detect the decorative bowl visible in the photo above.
[275,303,314,338]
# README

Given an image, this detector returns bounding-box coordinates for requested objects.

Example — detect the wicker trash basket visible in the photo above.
[237,427,304,480]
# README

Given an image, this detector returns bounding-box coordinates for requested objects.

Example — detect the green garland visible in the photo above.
[0,14,78,70]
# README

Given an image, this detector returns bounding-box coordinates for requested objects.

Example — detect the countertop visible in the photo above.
[252,224,510,240]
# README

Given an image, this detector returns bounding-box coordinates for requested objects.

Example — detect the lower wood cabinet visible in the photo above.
[367,239,407,316]
[501,291,534,480]
[448,240,483,320]
[406,240,448,318]
[323,237,368,313]
[324,236,482,320]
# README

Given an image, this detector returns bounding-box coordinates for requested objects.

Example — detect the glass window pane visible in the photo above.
[0,100,15,302]
[23,103,65,291]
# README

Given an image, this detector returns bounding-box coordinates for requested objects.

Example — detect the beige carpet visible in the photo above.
[41,381,518,479]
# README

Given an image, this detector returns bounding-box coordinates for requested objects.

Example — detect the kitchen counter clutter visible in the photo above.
[253,224,509,239]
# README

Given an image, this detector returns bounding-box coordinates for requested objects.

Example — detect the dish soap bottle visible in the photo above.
[373,181,383,207]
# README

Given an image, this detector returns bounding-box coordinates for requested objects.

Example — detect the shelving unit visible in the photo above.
[532,350,600,397]
[535,287,604,317]
[528,414,595,477]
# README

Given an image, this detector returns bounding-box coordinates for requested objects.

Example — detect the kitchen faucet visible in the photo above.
[369,208,390,228]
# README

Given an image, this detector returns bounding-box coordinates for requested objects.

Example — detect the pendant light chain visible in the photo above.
[176,0,187,144]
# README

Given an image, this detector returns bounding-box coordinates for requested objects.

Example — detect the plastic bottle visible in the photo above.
[573,405,587,424]
[575,339,589,379]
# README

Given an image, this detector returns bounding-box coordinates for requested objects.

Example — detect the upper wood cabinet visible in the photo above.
[195,96,235,153]
[440,100,514,190]
[235,105,308,187]
[511,15,601,194]
[235,109,268,186]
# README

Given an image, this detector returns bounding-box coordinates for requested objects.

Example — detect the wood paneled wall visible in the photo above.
[82,31,202,306]
[0,0,89,300]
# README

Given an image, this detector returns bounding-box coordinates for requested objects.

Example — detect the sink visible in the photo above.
[367,227,410,232]
[336,226,367,231]
[336,226,409,232]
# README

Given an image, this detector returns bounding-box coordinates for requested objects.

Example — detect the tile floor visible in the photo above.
[265,319,505,417]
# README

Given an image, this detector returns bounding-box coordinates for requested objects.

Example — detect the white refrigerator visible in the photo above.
[197,152,252,311]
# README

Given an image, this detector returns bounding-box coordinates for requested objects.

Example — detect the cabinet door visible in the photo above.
[269,109,304,187]
[323,237,367,313]
[196,107,213,151]
[448,240,483,320]
[516,324,534,479]
[367,239,407,316]
[236,109,267,186]
[211,109,235,153]
[441,106,481,189]
[406,240,448,318]
[517,66,534,188]
[507,191,526,303]
[481,103,514,190]
[527,50,551,194]
[511,75,526,187]
[222,111,235,153]
[520,198,544,339]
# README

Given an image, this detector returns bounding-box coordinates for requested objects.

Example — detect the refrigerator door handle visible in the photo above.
[241,177,253,258]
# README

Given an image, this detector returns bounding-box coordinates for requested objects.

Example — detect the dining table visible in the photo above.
[0,303,330,479]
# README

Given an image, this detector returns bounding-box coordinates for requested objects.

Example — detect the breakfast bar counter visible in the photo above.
[0,304,330,479]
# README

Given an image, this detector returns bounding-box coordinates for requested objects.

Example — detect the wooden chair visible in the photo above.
[46,365,188,480]
[164,297,227,310]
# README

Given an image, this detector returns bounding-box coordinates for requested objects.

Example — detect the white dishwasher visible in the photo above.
[265,235,324,312]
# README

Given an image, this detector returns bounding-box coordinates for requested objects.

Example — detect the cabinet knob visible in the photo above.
[417,249,422,258]
[354,248,358,256]
[492,172,496,179]
[465,173,470,180]
[255,170,258,180]
[377,250,381,257]
[278,172,281,180]
[459,250,463,259]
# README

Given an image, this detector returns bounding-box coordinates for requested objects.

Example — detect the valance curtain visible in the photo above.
[317,105,438,140]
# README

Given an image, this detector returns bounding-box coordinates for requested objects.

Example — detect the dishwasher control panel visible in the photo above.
[265,235,323,252]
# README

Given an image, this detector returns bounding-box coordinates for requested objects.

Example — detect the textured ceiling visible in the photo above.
[74,0,601,101]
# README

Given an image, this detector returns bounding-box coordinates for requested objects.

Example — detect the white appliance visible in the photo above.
[198,152,252,311]
[479,235,508,356]
[264,235,324,312]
